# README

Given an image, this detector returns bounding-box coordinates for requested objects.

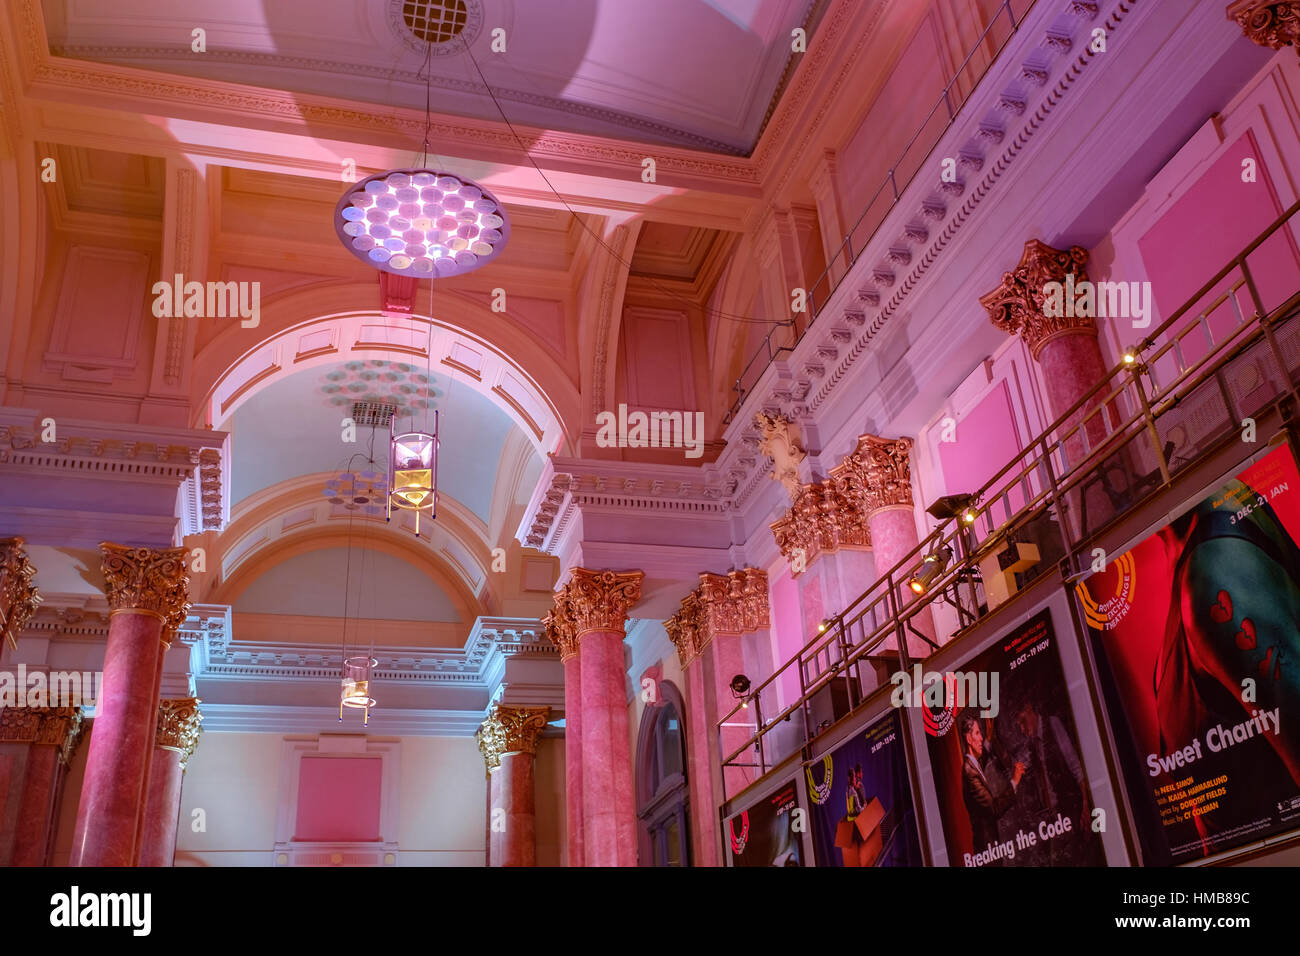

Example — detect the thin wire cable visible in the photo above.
[460,45,788,330]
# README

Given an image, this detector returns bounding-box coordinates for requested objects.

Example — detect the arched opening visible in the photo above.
[634,681,691,867]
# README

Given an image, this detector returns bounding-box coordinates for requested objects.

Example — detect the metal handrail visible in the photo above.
[724,0,1033,424]
[717,196,1300,798]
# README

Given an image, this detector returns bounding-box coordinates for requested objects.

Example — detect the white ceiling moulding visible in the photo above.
[200,702,484,737]
[0,407,230,544]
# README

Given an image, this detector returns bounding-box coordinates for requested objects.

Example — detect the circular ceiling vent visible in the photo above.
[389,0,483,55]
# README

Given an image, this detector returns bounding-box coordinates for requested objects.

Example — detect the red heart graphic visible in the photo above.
[1259,647,1274,677]
[1209,590,1233,624]
[1235,618,1257,650]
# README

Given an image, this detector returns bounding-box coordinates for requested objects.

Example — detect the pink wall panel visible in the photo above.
[293,756,382,842]
[622,307,695,410]
[1138,131,1300,370]
[937,381,1022,504]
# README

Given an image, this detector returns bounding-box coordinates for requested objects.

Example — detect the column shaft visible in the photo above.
[499,751,536,866]
[11,745,58,866]
[70,609,164,866]
[562,653,584,866]
[137,748,183,866]
[683,657,718,866]
[579,628,637,866]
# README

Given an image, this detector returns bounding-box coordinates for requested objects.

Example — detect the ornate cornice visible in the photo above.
[770,478,871,570]
[0,706,84,765]
[560,568,644,639]
[754,412,807,501]
[100,543,191,626]
[830,434,915,514]
[1229,1,1300,50]
[477,704,550,770]
[979,239,1093,358]
[156,698,203,768]
[0,537,41,649]
[665,568,769,665]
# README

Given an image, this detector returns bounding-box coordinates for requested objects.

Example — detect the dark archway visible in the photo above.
[634,680,691,867]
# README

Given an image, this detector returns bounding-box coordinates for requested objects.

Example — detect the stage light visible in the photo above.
[927,494,977,523]
[907,546,953,595]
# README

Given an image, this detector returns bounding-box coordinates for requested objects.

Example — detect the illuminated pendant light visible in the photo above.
[387,411,438,536]
[334,169,509,278]
[340,655,378,726]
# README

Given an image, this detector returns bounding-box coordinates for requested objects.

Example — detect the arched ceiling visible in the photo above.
[226,357,518,525]
[41,0,818,155]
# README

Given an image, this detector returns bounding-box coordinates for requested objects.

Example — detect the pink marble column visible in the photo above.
[70,544,189,868]
[548,569,642,867]
[477,703,549,867]
[138,698,202,867]
[498,751,536,867]
[709,631,752,796]
[579,627,638,866]
[132,645,167,864]
[561,654,583,866]
[683,657,717,866]
[11,708,83,866]
[868,504,937,658]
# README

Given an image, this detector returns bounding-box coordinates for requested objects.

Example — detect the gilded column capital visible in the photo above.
[831,434,915,515]
[476,716,504,771]
[754,411,807,501]
[666,568,770,659]
[564,568,644,638]
[1229,1,1300,50]
[0,705,84,765]
[770,478,870,569]
[979,239,1093,358]
[542,594,580,660]
[156,697,203,769]
[0,537,41,650]
[482,704,550,757]
[99,543,191,627]
[664,592,703,668]
[39,707,85,766]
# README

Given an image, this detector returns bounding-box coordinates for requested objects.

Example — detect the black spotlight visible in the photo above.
[927,493,979,525]
[730,674,751,708]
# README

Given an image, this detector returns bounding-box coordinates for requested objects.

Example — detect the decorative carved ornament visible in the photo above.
[0,706,84,766]
[979,239,1092,358]
[0,537,41,649]
[1229,1,1300,50]
[830,434,915,514]
[770,479,871,570]
[476,703,550,770]
[156,698,203,768]
[664,568,769,667]
[754,412,807,501]
[99,543,191,627]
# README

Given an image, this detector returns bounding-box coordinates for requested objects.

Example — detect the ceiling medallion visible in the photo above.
[388,0,484,55]
[334,169,510,278]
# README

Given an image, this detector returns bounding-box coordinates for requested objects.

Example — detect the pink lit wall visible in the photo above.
[937,380,1023,512]
[1137,131,1300,368]
[293,756,382,843]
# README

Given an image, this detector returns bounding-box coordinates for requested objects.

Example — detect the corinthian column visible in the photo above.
[477,703,550,867]
[71,543,189,867]
[138,698,202,866]
[832,434,937,658]
[565,568,643,867]
[8,707,84,866]
[981,240,1118,533]
[542,602,583,866]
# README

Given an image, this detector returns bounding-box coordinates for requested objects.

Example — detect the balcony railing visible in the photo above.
[724,0,1037,424]
[718,196,1300,801]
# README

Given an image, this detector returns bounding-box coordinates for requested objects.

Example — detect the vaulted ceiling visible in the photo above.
[41,0,821,155]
